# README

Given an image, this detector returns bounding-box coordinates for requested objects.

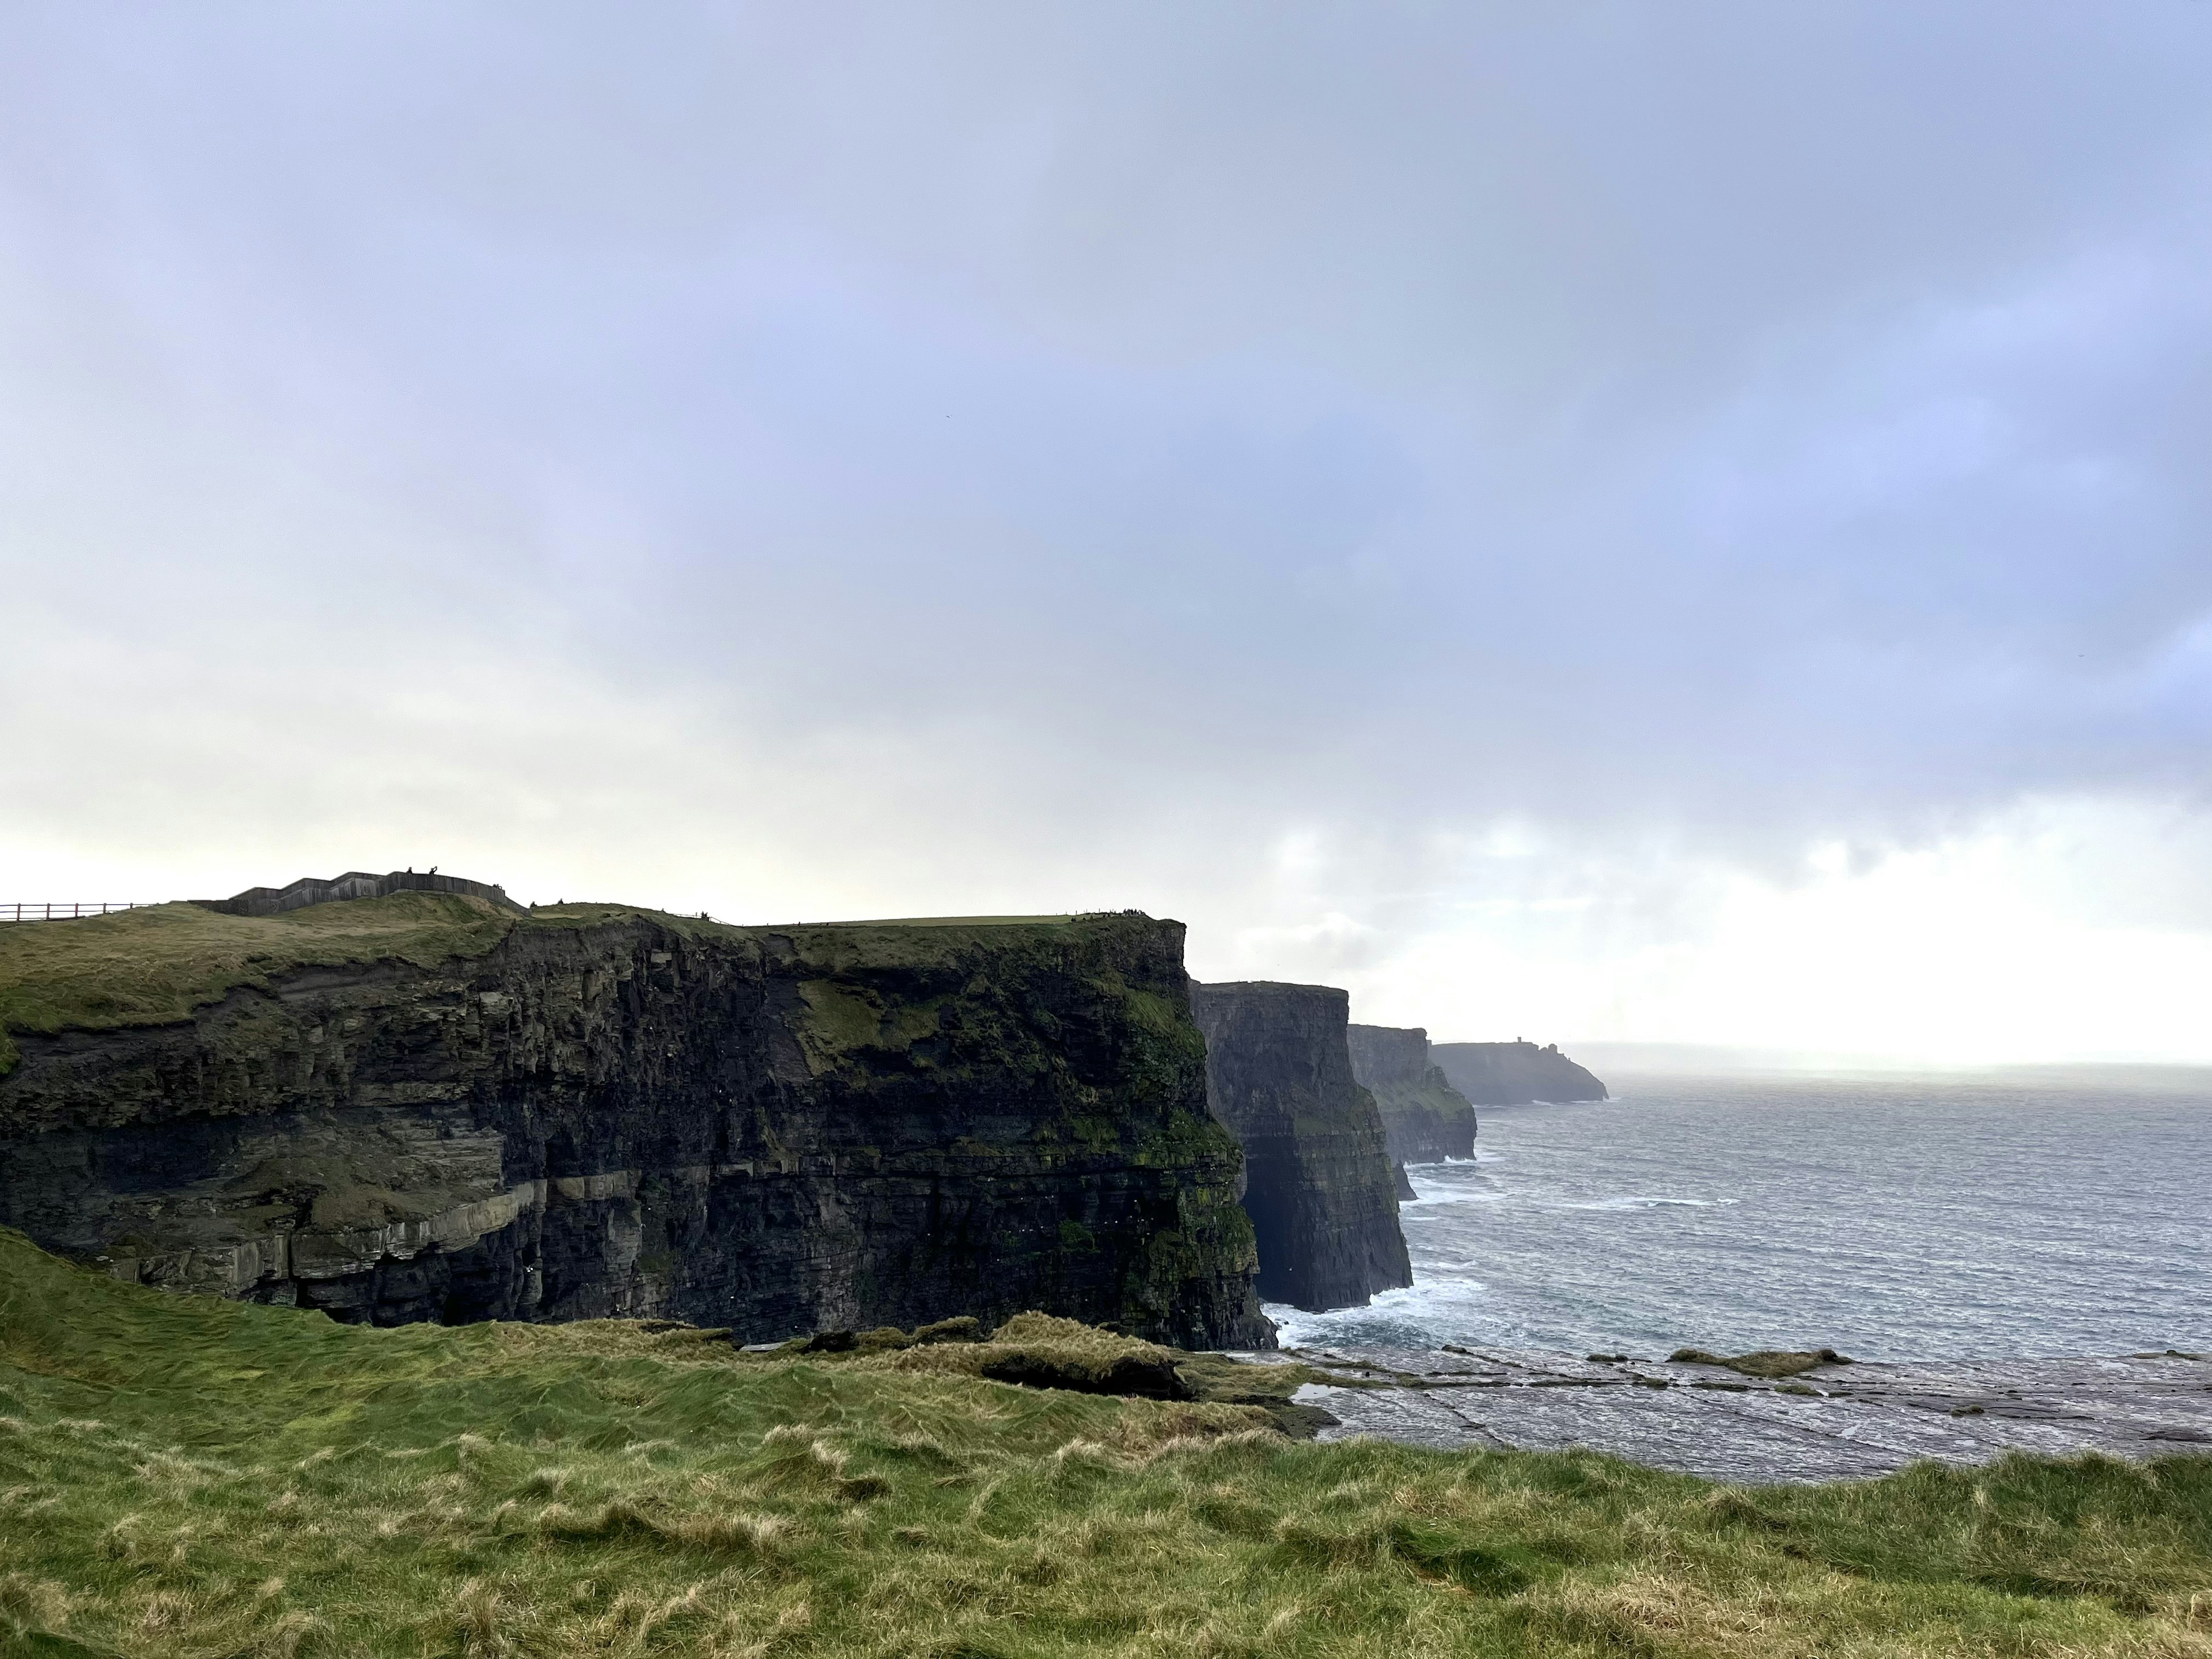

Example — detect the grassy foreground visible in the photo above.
[2,1233,2209,1657]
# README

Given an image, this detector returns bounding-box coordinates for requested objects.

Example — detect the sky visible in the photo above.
[4,4,2210,1063]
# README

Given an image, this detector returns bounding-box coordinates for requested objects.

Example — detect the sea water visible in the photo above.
[1267,1071,2212,1360]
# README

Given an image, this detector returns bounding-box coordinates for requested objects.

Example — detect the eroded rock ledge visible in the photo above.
[0,898,1271,1347]
[1244,1344,2212,1483]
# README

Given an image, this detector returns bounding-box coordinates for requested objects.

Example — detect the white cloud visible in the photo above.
[1332,797,2212,1063]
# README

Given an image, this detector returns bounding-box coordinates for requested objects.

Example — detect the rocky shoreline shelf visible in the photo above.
[1230,1344,2212,1482]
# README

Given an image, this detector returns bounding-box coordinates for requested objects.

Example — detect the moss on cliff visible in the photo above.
[0,900,1128,1050]
[1365,1073,1479,1161]
[0,894,520,1075]
[0,898,1126,1081]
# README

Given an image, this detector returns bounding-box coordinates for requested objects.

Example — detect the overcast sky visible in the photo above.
[5,4,2209,1061]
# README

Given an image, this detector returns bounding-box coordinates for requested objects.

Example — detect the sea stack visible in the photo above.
[1188,981,1412,1313]
[1430,1039,1608,1105]
[1345,1024,1479,1164]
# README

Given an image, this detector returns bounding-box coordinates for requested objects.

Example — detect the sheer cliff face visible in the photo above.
[1344,1024,1479,1165]
[1187,982,1411,1314]
[1430,1041,1608,1105]
[0,902,1272,1349]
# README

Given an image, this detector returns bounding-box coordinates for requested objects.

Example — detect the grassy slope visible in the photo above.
[4,1233,2210,1658]
[0,896,522,1076]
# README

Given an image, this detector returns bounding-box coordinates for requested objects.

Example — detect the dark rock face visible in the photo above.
[1188,982,1411,1313]
[978,1350,1192,1400]
[1345,1024,1479,1164]
[1431,1040,1607,1105]
[0,908,1272,1349]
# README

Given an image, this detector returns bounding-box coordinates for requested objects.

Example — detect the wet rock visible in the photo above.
[1670,1347,1853,1378]
[1262,1345,2212,1482]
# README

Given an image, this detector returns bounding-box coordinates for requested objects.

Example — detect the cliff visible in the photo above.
[0,892,1271,1349]
[1431,1040,1608,1105]
[1345,1023,1479,1164]
[1187,982,1411,1313]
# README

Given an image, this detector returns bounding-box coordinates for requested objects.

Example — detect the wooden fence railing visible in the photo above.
[1,902,162,923]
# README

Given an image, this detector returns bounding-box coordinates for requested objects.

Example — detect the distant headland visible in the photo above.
[1431,1039,1609,1105]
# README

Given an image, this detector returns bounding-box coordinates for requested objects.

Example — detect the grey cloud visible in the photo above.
[3,2,2209,1012]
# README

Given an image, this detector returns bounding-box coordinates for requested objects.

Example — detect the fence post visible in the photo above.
[1,900,153,922]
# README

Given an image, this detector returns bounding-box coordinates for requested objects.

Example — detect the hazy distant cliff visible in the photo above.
[1188,982,1411,1313]
[1431,1040,1608,1105]
[1345,1024,1478,1164]
[0,891,1272,1348]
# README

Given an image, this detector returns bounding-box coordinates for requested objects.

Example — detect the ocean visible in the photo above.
[1267,1071,2212,1361]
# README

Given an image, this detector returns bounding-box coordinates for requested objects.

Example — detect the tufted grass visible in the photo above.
[3,1230,2211,1658]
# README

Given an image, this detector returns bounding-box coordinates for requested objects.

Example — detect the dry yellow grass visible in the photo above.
[4,1229,2211,1657]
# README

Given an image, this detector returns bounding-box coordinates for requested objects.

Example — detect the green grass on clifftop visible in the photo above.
[0,896,522,1075]
[4,1231,2210,1658]
[0,899,1134,1078]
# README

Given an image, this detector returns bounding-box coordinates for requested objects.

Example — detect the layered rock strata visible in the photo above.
[1188,982,1411,1313]
[1344,1024,1478,1165]
[1431,1040,1607,1105]
[0,896,1271,1347]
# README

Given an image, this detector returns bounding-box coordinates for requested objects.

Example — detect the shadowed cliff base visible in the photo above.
[1189,981,1411,1313]
[1347,1022,1479,1164]
[0,892,1271,1349]
[1433,1039,1608,1105]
